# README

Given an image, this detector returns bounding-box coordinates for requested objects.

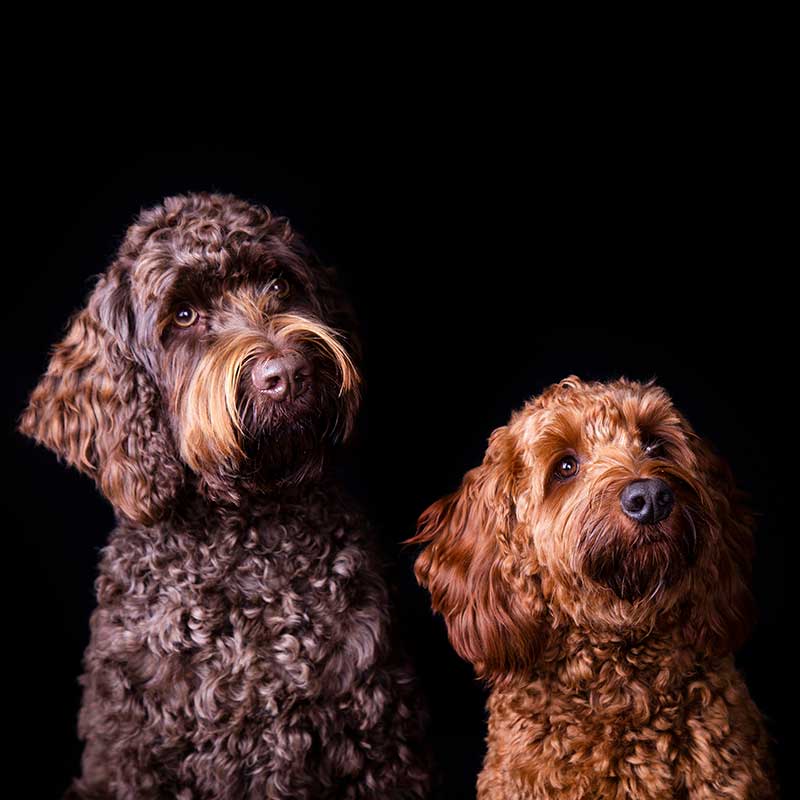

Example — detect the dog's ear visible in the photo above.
[18,262,184,525]
[408,426,546,684]
[687,436,756,655]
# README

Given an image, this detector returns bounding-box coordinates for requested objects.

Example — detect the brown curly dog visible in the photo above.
[20,192,430,799]
[409,376,777,799]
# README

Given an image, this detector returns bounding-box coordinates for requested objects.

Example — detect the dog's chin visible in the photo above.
[578,511,698,602]
[236,390,332,484]
[248,382,319,423]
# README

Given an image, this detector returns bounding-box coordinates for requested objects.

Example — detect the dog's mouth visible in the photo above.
[577,505,699,601]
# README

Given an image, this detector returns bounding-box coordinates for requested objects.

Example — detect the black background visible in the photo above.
[4,133,787,798]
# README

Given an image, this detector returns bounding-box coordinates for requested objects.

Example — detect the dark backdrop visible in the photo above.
[4,140,786,798]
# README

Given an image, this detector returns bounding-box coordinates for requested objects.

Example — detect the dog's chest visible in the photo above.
[93,504,386,714]
[483,655,753,800]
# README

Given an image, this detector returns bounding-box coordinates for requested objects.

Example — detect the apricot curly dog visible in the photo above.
[20,192,430,799]
[409,376,777,799]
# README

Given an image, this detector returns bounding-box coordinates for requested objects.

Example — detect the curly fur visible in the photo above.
[409,376,777,799]
[20,191,430,799]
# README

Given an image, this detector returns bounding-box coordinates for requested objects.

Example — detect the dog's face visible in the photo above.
[514,376,703,604]
[19,192,360,522]
[411,376,754,682]
[148,222,360,491]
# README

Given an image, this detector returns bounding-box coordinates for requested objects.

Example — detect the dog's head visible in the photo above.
[19,192,360,523]
[410,376,754,683]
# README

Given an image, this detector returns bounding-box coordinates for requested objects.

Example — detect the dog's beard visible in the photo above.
[237,365,346,486]
[239,419,327,487]
[173,312,359,494]
[578,504,698,601]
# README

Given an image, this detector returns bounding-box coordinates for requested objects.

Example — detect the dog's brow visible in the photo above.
[160,265,218,301]
[531,412,583,461]
[632,403,681,440]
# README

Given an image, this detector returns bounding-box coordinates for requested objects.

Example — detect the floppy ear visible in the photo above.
[408,426,546,683]
[18,262,184,525]
[687,436,756,655]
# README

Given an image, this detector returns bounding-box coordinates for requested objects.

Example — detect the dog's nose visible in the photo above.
[251,353,311,400]
[620,478,674,524]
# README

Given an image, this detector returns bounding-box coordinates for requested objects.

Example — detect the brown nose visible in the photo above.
[251,353,311,400]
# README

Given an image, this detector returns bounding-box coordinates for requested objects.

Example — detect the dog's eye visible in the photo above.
[643,439,663,457]
[554,455,579,480]
[268,278,290,299]
[173,305,199,328]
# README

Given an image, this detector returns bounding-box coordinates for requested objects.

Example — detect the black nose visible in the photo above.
[620,478,674,524]
[251,353,311,401]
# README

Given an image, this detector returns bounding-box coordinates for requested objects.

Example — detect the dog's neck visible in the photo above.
[162,473,344,530]
[528,623,720,699]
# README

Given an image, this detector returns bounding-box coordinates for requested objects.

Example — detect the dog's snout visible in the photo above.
[620,478,674,524]
[251,353,311,401]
